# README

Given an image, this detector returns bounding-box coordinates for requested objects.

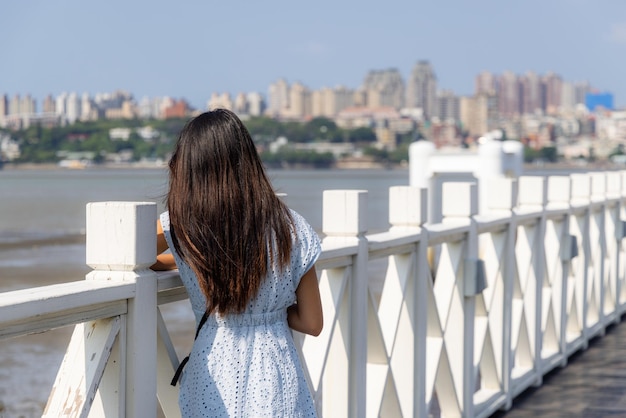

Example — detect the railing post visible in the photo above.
[409,140,439,225]
[86,201,158,418]
[547,175,573,366]
[322,190,368,418]
[590,173,608,334]
[517,176,547,383]
[442,182,479,417]
[486,177,518,411]
[389,186,428,417]
[619,171,626,314]
[570,173,591,347]
[605,171,622,324]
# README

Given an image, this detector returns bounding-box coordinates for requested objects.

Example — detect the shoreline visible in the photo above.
[2,161,405,171]
[0,233,85,251]
[3,160,625,172]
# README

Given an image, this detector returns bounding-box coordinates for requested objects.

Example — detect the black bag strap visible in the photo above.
[171,309,211,386]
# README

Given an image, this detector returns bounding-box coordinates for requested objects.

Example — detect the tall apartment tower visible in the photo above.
[542,72,562,115]
[246,92,265,116]
[267,78,290,116]
[20,94,36,114]
[497,71,521,118]
[574,81,590,106]
[520,71,542,115]
[9,95,20,115]
[81,93,98,121]
[288,82,312,119]
[312,86,355,118]
[42,95,56,113]
[560,82,576,112]
[56,92,68,118]
[233,93,248,115]
[475,71,497,95]
[361,68,405,109]
[66,92,81,124]
[406,61,437,119]
[312,88,334,118]
[0,94,7,118]
[437,90,460,122]
[311,86,355,118]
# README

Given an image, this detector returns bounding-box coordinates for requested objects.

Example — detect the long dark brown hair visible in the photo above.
[167,109,293,314]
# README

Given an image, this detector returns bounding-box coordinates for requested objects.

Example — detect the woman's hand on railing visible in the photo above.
[151,253,178,271]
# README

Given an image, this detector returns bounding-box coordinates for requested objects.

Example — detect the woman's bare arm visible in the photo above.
[151,220,178,271]
[287,266,323,336]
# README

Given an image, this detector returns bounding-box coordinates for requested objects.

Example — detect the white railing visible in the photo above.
[2,170,626,417]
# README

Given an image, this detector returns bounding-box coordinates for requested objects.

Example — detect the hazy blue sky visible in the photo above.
[2,0,625,109]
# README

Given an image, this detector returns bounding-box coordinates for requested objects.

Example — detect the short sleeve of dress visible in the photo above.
[159,211,207,321]
[290,210,322,290]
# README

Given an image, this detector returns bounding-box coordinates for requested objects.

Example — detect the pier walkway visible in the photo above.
[4,154,626,416]
[494,314,626,418]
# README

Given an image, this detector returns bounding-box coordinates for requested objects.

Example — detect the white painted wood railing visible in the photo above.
[2,171,626,417]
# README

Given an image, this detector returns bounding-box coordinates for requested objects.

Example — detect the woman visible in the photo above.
[152,109,323,417]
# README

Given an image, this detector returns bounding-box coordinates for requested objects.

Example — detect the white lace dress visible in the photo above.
[160,210,321,417]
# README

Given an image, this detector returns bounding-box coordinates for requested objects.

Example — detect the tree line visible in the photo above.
[4,116,414,167]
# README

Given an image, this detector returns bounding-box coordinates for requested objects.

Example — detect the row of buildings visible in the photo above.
[0,91,193,131]
[0,61,622,158]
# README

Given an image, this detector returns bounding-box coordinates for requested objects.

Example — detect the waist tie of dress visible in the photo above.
[208,309,287,327]
[171,309,287,386]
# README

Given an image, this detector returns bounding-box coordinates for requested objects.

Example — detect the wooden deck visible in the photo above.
[492,314,626,418]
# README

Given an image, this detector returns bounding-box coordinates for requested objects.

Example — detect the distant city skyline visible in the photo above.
[2,0,625,109]
[0,68,610,115]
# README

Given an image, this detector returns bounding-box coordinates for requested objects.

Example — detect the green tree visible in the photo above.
[346,127,376,143]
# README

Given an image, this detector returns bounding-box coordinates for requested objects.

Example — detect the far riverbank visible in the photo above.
[3,159,626,172]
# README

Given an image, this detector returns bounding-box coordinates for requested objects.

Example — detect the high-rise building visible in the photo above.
[560,82,576,112]
[406,61,437,119]
[574,82,591,106]
[0,94,7,120]
[312,86,355,118]
[42,95,56,114]
[334,86,356,115]
[475,71,497,95]
[288,82,312,119]
[233,93,248,115]
[66,92,81,124]
[246,92,265,116]
[542,72,562,115]
[437,90,460,122]
[497,71,521,118]
[9,95,20,115]
[20,94,36,114]
[520,71,542,115]
[361,69,404,109]
[5,94,35,115]
[56,92,68,119]
[311,88,329,118]
[267,79,290,116]
[80,93,97,121]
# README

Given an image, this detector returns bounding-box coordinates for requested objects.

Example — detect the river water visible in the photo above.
[0,166,409,417]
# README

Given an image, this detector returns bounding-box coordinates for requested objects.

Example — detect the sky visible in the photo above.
[1,0,625,110]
